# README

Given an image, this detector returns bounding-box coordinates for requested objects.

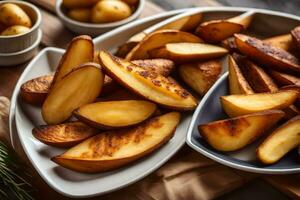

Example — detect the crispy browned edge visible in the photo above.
[291,26,300,50]
[73,101,157,130]
[269,70,300,86]
[51,35,94,87]
[131,59,174,77]
[51,114,179,173]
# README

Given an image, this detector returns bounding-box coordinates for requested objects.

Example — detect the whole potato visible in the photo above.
[0,3,32,27]
[1,25,30,36]
[62,0,99,9]
[67,8,91,22]
[91,0,132,23]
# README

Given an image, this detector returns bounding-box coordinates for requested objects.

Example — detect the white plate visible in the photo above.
[9,9,192,198]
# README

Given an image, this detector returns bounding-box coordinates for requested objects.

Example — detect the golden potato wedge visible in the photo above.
[221,37,238,52]
[42,63,104,125]
[131,59,174,77]
[269,70,300,86]
[0,3,32,27]
[179,59,222,96]
[52,35,94,86]
[235,34,300,73]
[291,26,300,50]
[199,110,284,151]
[221,90,299,117]
[263,34,294,52]
[281,85,300,108]
[149,43,228,62]
[20,75,53,105]
[115,32,147,58]
[228,55,254,95]
[159,13,202,32]
[74,100,157,129]
[67,8,91,22]
[62,0,99,8]
[125,30,203,60]
[52,112,180,173]
[257,115,300,164]
[233,54,278,93]
[99,51,197,110]
[32,122,98,148]
[195,11,254,43]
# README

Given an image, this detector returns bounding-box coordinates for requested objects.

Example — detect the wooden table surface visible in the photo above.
[1,0,300,199]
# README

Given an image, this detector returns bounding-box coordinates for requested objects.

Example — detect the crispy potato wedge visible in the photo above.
[269,70,300,86]
[233,54,278,93]
[195,11,254,43]
[257,115,300,164]
[199,110,284,151]
[20,75,53,105]
[99,51,197,110]
[131,59,174,77]
[52,35,94,86]
[291,26,300,50]
[221,90,299,117]
[52,112,180,173]
[74,100,157,129]
[263,34,294,52]
[42,63,104,125]
[235,34,300,73]
[221,37,238,52]
[281,85,300,108]
[32,122,98,148]
[125,30,203,60]
[228,55,254,95]
[149,43,228,62]
[159,13,202,32]
[115,32,147,58]
[179,59,222,96]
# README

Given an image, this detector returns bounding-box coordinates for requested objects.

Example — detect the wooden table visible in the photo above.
[1,1,300,200]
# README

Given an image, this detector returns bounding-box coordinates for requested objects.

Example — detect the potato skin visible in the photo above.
[67,8,91,22]
[1,25,30,36]
[0,3,32,27]
[91,0,132,23]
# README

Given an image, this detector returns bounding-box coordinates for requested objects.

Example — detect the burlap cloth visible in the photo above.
[0,96,298,199]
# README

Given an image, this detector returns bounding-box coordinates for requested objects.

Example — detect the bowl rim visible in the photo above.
[55,0,145,28]
[0,29,42,56]
[0,0,42,39]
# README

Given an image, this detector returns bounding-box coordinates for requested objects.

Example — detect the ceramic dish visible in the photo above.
[0,0,42,53]
[9,9,190,198]
[56,0,145,36]
[0,29,42,66]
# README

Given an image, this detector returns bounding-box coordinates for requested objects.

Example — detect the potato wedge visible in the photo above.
[199,110,284,151]
[74,100,157,129]
[125,30,203,60]
[221,37,238,52]
[115,32,147,58]
[281,85,300,108]
[52,112,180,173]
[20,75,53,105]
[291,26,300,50]
[159,13,202,32]
[233,54,278,93]
[42,63,104,125]
[131,59,174,77]
[179,59,222,96]
[257,115,300,164]
[221,90,299,117]
[235,34,300,73]
[269,70,300,86]
[195,11,254,43]
[99,51,197,110]
[263,34,294,52]
[228,55,254,95]
[149,43,228,62]
[52,35,94,86]
[32,122,98,148]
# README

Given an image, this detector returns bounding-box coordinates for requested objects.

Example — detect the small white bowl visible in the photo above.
[56,0,145,36]
[0,0,42,53]
[0,29,42,66]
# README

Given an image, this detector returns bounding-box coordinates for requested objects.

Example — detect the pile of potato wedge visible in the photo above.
[21,11,300,173]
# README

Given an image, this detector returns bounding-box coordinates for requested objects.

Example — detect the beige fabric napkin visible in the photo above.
[0,96,292,200]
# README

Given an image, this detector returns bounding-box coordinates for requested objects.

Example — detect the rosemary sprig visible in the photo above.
[0,141,34,200]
